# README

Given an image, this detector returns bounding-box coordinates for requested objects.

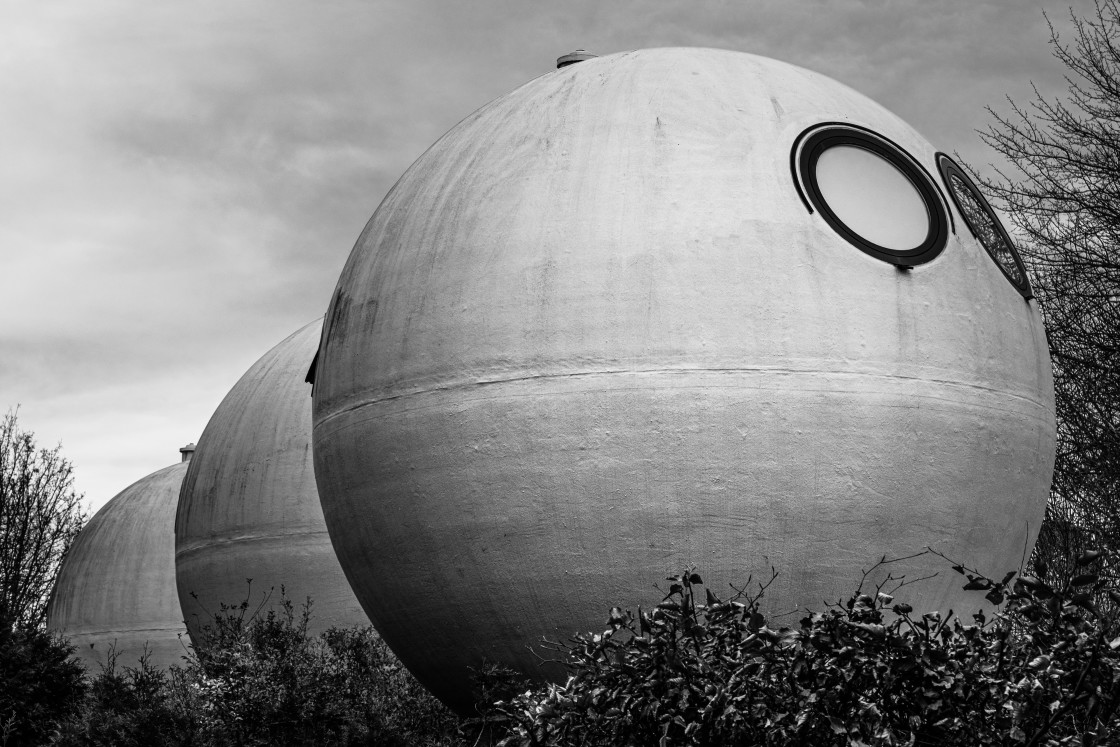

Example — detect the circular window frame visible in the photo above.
[936,153,1033,299]
[792,124,950,267]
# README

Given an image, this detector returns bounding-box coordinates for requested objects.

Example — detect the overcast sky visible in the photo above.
[0,0,1097,514]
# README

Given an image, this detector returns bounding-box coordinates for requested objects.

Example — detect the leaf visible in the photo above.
[963,579,991,591]
[1028,655,1050,669]
[1070,591,1094,608]
[1076,549,1102,566]
[892,603,913,615]
[985,588,1005,606]
[705,588,721,606]
[844,621,886,638]
[828,715,846,735]
[1071,573,1098,587]
[688,573,703,585]
[1015,575,1054,598]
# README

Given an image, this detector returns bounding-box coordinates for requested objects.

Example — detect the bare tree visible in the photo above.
[979,0,1120,579]
[0,409,86,629]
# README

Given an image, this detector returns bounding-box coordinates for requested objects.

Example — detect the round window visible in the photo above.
[793,125,949,267]
[936,154,1032,298]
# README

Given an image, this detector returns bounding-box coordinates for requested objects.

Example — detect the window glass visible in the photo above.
[936,153,1032,297]
[948,174,1027,288]
[814,145,931,251]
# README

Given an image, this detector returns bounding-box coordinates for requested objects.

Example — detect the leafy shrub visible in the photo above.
[491,552,1120,746]
[184,593,461,746]
[50,555,1120,746]
[57,591,466,746]
[55,648,194,747]
[0,620,86,747]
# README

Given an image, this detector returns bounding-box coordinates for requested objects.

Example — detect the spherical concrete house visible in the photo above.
[47,453,191,673]
[310,48,1056,710]
[175,319,367,647]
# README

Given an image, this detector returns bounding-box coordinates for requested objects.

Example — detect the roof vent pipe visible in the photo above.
[180,443,196,462]
[557,49,597,69]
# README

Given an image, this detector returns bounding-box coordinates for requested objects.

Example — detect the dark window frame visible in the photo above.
[935,153,1033,299]
[791,123,951,268]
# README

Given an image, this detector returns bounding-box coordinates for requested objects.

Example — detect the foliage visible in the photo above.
[184,591,461,746]
[0,622,86,746]
[56,590,467,747]
[55,648,194,747]
[978,0,1120,585]
[0,409,87,629]
[37,557,1120,746]
[491,556,1120,746]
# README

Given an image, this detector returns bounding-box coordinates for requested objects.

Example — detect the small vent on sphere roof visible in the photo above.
[557,49,597,69]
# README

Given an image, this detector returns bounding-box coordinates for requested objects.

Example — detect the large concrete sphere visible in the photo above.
[176,319,367,646]
[311,48,1056,710]
[47,461,188,673]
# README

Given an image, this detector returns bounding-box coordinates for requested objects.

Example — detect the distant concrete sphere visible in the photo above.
[47,461,188,673]
[311,48,1056,710]
[176,319,367,646]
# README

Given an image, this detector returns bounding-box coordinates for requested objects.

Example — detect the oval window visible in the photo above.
[937,154,1033,298]
[815,146,930,251]
[793,125,949,266]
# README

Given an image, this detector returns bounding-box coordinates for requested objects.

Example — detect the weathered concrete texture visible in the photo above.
[311,48,1056,712]
[176,319,368,647]
[47,461,189,673]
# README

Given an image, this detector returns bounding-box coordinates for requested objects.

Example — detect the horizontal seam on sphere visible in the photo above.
[176,530,333,556]
[316,366,1053,426]
[55,626,185,637]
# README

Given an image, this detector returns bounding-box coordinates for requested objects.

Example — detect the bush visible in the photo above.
[490,553,1120,746]
[55,648,193,747]
[49,557,1120,745]
[57,591,467,747]
[184,592,461,746]
[0,620,86,747]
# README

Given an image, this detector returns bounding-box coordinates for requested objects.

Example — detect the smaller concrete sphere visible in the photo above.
[47,461,188,673]
[175,319,367,646]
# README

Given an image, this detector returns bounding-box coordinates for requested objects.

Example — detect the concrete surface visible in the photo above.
[47,461,189,673]
[176,319,368,647]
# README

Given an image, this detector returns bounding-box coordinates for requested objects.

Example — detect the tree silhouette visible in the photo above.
[0,409,86,629]
[979,0,1120,582]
